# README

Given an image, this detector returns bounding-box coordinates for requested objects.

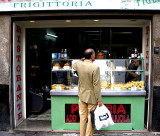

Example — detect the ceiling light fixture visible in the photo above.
[29,21,36,23]
[93,20,99,22]
[46,33,58,38]
[66,20,72,23]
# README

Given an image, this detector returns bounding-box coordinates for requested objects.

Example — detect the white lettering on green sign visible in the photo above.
[13,1,92,8]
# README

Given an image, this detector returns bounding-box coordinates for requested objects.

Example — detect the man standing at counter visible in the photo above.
[73,48,103,136]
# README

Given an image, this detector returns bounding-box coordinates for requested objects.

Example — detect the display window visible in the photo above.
[13,19,151,130]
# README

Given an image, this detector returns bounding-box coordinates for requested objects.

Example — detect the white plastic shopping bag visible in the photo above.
[91,104,114,130]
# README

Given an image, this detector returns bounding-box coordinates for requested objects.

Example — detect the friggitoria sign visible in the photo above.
[1,0,160,11]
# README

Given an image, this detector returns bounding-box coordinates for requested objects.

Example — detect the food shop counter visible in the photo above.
[50,90,146,130]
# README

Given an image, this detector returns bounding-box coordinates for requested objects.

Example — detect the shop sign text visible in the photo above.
[65,104,130,123]
[1,0,160,11]
[144,22,150,90]
[137,0,160,6]
[14,24,23,125]
[13,1,92,8]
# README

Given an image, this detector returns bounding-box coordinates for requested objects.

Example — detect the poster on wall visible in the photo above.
[65,104,131,123]
[13,22,25,127]
[1,0,160,11]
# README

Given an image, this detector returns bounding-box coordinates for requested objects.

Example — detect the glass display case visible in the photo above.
[94,59,145,91]
[51,59,73,91]
[51,59,145,91]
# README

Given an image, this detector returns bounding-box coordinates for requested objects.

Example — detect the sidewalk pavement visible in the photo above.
[1,131,160,136]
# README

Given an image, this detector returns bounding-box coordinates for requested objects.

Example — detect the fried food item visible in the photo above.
[101,81,109,89]
[63,62,71,69]
[54,63,62,69]
[102,81,144,90]
[110,83,124,90]
[126,81,144,90]
[51,84,66,90]
[64,62,70,66]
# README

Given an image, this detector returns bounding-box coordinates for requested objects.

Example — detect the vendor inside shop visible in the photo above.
[96,51,105,59]
[126,59,142,82]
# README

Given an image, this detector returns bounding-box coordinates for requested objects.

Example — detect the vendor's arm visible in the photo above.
[128,71,138,78]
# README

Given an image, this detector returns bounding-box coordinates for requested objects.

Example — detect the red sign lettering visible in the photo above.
[16,75,21,82]
[106,104,113,113]
[17,45,21,52]
[16,25,22,33]
[146,26,149,35]
[14,24,23,125]
[66,115,77,123]
[105,104,126,114]
[113,104,117,114]
[17,112,22,120]
[146,38,149,47]
[16,55,21,62]
[65,104,130,123]
[16,84,22,92]
[71,104,78,114]
[16,65,21,72]
[16,93,22,102]
[145,63,149,71]
[17,103,22,110]
[17,36,21,43]
[112,114,130,123]
[117,104,126,114]
[146,51,149,59]
[145,75,148,83]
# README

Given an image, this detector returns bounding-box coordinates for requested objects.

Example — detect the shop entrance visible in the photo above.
[13,19,151,130]
[26,26,142,119]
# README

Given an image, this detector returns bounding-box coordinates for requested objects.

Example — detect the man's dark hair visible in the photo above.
[84,49,95,59]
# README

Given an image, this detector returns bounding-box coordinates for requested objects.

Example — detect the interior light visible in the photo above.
[29,21,36,23]
[93,20,99,22]
[46,33,58,38]
[113,32,133,34]
[66,20,71,22]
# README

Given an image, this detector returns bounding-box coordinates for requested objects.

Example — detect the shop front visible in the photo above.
[1,0,160,133]
[13,18,151,132]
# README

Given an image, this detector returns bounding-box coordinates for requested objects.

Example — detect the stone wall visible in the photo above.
[152,15,160,86]
[0,85,10,131]
[0,15,11,130]
[151,14,160,131]
[0,15,11,85]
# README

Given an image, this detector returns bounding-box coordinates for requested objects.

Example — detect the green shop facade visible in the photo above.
[0,0,160,133]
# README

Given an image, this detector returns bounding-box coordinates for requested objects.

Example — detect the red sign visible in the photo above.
[144,22,150,91]
[65,104,130,123]
[13,23,24,126]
